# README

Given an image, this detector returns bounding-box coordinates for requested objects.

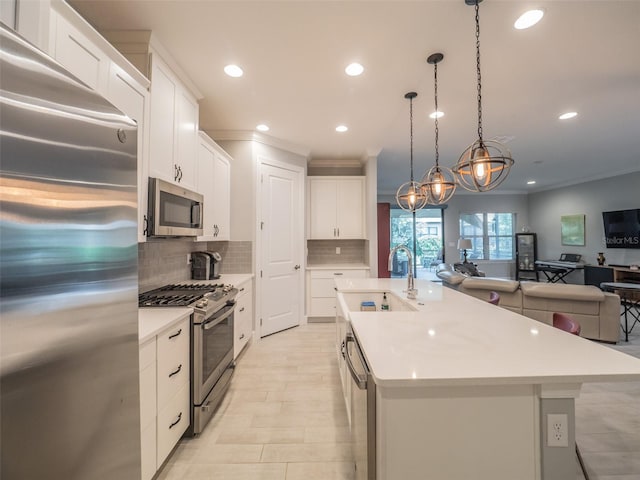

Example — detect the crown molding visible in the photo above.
[206,129,311,158]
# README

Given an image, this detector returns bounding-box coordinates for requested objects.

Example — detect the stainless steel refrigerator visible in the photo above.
[0,23,141,479]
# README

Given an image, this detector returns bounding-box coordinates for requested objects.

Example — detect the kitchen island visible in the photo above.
[335,278,640,480]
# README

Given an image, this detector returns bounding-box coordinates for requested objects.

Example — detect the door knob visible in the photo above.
[294,264,301,270]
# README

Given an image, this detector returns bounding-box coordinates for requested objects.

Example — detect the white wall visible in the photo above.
[528,172,640,279]
[443,193,530,278]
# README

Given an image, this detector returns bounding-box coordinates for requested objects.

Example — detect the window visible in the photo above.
[459,213,515,260]
[390,208,444,278]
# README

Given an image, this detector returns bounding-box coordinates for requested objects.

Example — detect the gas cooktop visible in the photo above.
[138,283,228,308]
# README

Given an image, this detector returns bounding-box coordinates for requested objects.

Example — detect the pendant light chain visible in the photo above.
[409,94,415,181]
[475,0,483,142]
[434,61,440,167]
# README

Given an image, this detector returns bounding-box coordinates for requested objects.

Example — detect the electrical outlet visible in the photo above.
[187,254,191,265]
[547,413,569,447]
[336,247,341,254]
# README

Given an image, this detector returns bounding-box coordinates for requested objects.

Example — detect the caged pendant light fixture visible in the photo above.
[396,92,428,212]
[453,0,514,192]
[421,53,456,205]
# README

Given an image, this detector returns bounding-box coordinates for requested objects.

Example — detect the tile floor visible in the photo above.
[157,322,640,480]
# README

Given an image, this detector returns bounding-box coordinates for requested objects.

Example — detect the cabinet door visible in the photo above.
[336,178,365,239]
[174,89,198,190]
[156,319,189,410]
[234,281,253,359]
[211,152,231,240]
[148,58,177,184]
[50,11,109,92]
[138,339,156,480]
[196,139,216,241]
[107,63,150,242]
[309,178,338,239]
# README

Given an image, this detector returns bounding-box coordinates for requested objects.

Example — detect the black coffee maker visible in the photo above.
[191,251,222,280]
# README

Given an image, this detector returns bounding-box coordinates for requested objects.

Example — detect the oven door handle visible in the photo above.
[203,304,236,330]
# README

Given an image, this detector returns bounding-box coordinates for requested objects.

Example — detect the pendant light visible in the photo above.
[421,53,456,205]
[453,0,514,192]
[396,92,428,212]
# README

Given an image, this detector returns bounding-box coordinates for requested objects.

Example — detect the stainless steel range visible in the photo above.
[139,283,238,435]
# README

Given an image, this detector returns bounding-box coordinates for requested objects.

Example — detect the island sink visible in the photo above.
[338,291,417,312]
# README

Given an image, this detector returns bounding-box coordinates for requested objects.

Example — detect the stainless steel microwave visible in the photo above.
[147,177,203,237]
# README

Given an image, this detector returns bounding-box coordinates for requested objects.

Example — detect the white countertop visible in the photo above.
[307,264,369,270]
[336,278,640,388]
[138,307,192,344]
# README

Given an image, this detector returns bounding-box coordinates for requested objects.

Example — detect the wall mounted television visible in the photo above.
[602,208,640,249]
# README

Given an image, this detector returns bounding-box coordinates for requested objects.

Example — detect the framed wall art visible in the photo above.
[561,214,585,246]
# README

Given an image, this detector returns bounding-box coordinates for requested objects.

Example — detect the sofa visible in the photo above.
[436,264,621,343]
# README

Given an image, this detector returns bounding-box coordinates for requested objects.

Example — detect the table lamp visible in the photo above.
[457,238,473,263]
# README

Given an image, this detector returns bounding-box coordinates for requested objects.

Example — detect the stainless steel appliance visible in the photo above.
[147,177,203,237]
[345,327,376,480]
[191,251,222,280]
[139,283,237,434]
[0,24,140,479]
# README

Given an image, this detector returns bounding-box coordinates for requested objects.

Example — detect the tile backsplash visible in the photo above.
[138,239,253,292]
[307,239,367,265]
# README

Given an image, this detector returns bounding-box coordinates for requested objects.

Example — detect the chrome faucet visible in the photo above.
[388,245,418,299]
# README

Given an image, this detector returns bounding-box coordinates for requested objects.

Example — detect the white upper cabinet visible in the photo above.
[197,132,231,241]
[46,3,150,242]
[148,54,199,191]
[106,63,150,243]
[308,176,366,239]
[50,9,108,91]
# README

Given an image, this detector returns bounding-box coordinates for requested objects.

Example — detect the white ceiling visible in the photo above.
[69,0,640,196]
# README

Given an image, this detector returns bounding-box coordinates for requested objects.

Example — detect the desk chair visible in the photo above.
[551,312,590,479]
[488,291,500,305]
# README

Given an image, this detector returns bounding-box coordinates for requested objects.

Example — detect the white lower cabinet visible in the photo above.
[234,279,253,359]
[139,338,156,480]
[156,382,190,467]
[139,315,190,479]
[307,268,369,318]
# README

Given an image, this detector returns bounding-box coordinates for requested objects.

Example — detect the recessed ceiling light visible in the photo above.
[559,112,578,120]
[224,64,243,77]
[514,9,544,30]
[335,125,348,133]
[256,124,269,132]
[429,111,444,119]
[345,63,364,76]
[527,180,536,185]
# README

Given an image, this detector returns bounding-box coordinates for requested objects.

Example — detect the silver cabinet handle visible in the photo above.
[169,412,182,429]
[294,264,301,270]
[333,228,337,237]
[239,307,245,312]
[337,227,340,237]
[239,333,245,340]
[168,364,182,378]
[333,272,344,276]
[168,328,182,340]
[239,287,245,292]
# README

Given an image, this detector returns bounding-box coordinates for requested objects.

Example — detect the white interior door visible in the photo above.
[260,163,303,337]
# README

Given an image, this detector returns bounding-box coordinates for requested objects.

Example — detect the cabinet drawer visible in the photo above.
[310,269,368,279]
[157,382,189,468]
[157,318,190,409]
[310,297,337,317]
